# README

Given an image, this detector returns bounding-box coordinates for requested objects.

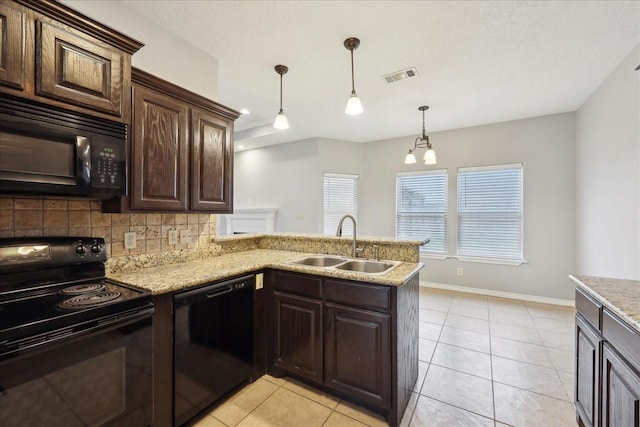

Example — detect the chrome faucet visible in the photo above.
[336,214,362,258]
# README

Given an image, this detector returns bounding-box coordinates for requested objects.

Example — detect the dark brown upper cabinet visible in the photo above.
[0,0,143,122]
[103,68,238,213]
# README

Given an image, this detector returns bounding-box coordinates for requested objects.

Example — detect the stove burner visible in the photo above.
[60,283,105,295]
[57,291,123,310]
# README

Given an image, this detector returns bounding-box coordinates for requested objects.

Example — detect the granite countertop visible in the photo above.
[570,274,640,333]
[109,249,424,295]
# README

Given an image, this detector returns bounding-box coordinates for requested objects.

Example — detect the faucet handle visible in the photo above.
[355,246,365,258]
[372,245,380,261]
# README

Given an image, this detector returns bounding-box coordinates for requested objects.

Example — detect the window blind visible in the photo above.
[396,170,448,254]
[323,173,358,236]
[457,164,523,261]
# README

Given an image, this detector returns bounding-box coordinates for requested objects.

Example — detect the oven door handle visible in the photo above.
[1,306,154,358]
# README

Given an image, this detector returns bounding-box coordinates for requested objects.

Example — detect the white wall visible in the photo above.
[61,1,218,99]
[360,113,577,301]
[229,138,364,233]
[576,45,640,280]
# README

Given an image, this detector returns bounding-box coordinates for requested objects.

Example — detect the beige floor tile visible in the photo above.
[419,321,442,340]
[444,313,490,334]
[453,292,489,306]
[431,342,492,379]
[237,388,331,427]
[488,296,529,314]
[448,304,489,320]
[260,374,287,386]
[188,414,227,427]
[557,370,575,403]
[413,361,429,393]
[421,365,494,418]
[495,423,512,427]
[532,316,575,334]
[494,382,576,427]
[322,411,368,427]
[492,356,569,401]
[211,378,279,426]
[334,400,388,427]
[490,322,543,346]
[439,326,491,353]
[420,287,456,298]
[490,310,536,328]
[526,303,575,321]
[419,338,437,362]
[419,308,447,325]
[490,336,554,368]
[538,330,574,352]
[420,297,452,313]
[399,392,419,427]
[282,378,340,409]
[546,347,575,373]
[409,395,494,427]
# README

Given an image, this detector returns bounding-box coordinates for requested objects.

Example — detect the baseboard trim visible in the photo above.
[420,281,575,307]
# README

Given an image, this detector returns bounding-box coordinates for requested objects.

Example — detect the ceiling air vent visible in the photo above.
[382,67,419,83]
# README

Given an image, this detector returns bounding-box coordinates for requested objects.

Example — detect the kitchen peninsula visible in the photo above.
[108,233,424,427]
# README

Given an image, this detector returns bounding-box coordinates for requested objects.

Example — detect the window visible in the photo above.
[323,173,358,236]
[457,164,523,263]
[396,170,448,255]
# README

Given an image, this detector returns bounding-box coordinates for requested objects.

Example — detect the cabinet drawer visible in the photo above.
[273,271,322,299]
[602,309,640,369]
[324,279,390,313]
[576,288,602,331]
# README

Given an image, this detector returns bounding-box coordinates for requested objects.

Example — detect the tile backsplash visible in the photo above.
[0,196,217,258]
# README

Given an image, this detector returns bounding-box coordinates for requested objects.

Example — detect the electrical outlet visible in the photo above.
[255,273,264,290]
[180,229,189,244]
[124,232,136,249]
[168,230,179,245]
[457,267,464,276]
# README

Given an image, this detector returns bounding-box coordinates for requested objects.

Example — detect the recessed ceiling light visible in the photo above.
[237,144,245,150]
[240,108,250,115]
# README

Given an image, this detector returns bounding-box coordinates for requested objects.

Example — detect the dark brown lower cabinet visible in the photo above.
[273,291,323,383]
[575,314,602,427]
[324,303,390,408]
[601,344,640,427]
[575,287,640,427]
[268,270,419,427]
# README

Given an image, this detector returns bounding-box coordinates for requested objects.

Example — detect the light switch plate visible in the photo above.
[168,230,178,245]
[255,273,264,290]
[124,232,136,249]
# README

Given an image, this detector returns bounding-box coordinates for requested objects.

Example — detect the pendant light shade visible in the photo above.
[344,37,363,115]
[273,65,289,129]
[403,106,437,165]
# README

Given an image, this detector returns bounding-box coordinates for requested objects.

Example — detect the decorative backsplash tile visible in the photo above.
[0,196,218,259]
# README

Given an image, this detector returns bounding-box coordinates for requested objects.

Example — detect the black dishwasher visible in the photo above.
[173,274,255,426]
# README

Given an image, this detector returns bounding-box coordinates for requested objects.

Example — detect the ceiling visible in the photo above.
[122,1,639,151]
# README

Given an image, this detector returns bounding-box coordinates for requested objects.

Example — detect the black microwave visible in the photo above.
[0,96,126,199]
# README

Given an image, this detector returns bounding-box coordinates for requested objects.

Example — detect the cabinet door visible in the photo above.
[575,314,602,427]
[0,2,27,91]
[35,19,125,117]
[602,343,640,427]
[130,84,189,210]
[273,291,323,383]
[325,303,391,408]
[190,108,233,212]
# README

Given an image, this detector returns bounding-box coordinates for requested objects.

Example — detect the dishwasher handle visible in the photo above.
[207,285,233,299]
[174,274,255,306]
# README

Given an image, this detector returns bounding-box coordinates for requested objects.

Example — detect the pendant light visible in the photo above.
[344,37,363,115]
[273,65,289,129]
[404,106,437,165]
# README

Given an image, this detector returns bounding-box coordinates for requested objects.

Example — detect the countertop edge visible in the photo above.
[570,274,640,334]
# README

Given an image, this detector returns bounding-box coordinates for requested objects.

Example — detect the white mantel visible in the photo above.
[222,208,278,235]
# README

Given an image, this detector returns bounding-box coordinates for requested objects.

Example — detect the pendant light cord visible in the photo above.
[350,49,356,95]
[279,73,284,113]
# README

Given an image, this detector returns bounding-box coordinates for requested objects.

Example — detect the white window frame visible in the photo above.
[396,169,448,259]
[455,163,525,265]
[323,173,358,236]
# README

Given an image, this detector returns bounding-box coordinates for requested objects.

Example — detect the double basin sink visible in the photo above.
[288,255,400,275]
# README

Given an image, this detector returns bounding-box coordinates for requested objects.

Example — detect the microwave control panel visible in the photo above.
[92,143,121,190]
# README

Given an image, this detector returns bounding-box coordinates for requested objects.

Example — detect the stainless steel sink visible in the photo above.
[289,255,347,267]
[334,259,399,274]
